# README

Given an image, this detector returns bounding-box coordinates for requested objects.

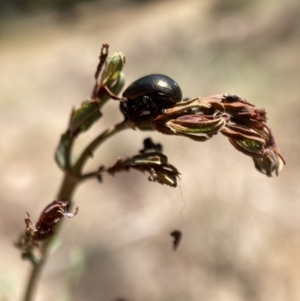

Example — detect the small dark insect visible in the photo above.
[222,94,241,102]
[139,138,163,154]
[120,74,182,119]
[170,230,182,251]
[25,199,78,242]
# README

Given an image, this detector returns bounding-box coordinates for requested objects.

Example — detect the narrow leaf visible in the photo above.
[55,132,72,170]
[69,100,102,135]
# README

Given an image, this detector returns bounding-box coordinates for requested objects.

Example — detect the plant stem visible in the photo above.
[23,173,79,301]
[74,120,131,174]
[22,120,131,301]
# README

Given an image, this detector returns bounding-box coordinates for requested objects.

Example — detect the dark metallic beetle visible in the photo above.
[120,74,182,118]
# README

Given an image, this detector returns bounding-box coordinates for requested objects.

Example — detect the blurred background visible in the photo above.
[1,0,299,300]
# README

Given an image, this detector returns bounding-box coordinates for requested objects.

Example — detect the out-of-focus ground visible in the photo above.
[1,0,299,300]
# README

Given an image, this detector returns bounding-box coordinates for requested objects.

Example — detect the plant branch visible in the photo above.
[22,120,131,301]
[74,119,132,175]
[79,170,104,181]
[23,173,79,301]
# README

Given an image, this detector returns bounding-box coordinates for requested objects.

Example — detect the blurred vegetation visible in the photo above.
[0,0,159,16]
[0,0,261,19]
[210,0,255,14]
[1,0,99,14]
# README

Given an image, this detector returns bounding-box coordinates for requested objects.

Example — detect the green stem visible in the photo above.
[74,120,131,174]
[23,173,79,301]
[22,120,131,301]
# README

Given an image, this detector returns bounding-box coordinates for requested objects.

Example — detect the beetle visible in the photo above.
[120,74,182,118]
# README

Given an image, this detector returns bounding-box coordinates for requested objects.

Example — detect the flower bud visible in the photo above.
[100,52,126,87]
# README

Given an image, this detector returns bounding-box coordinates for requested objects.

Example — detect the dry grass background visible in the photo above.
[0,0,299,300]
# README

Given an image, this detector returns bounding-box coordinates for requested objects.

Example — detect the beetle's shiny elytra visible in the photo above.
[120,74,182,118]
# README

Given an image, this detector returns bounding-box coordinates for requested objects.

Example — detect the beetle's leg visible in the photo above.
[103,86,124,101]
[142,95,161,112]
[119,101,130,119]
